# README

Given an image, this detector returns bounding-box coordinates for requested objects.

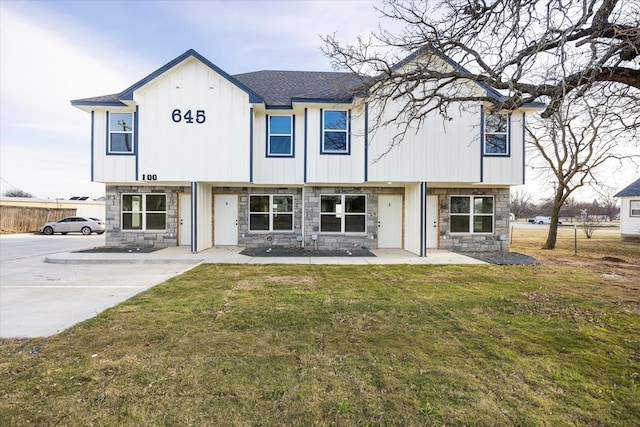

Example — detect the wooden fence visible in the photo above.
[0,206,76,234]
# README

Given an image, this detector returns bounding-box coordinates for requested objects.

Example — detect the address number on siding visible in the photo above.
[172,109,206,124]
[141,174,158,181]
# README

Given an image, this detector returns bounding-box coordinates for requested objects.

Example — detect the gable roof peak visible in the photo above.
[117,49,263,103]
[614,178,640,197]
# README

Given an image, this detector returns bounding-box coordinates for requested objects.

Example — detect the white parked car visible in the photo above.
[40,216,106,235]
[534,216,562,225]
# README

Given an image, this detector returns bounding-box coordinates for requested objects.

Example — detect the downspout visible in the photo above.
[191,181,197,253]
[420,182,427,257]
[301,186,305,249]
[302,108,308,248]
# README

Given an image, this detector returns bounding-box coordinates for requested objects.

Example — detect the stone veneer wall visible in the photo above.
[105,185,187,248]
[429,187,510,252]
[302,186,404,251]
[235,187,303,249]
[104,184,510,252]
[236,186,404,251]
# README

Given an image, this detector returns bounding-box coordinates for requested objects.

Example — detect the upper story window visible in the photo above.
[484,113,509,156]
[267,115,294,157]
[450,196,494,233]
[631,200,640,217]
[249,195,294,232]
[121,194,166,231]
[320,194,366,233]
[109,112,134,154]
[321,109,349,154]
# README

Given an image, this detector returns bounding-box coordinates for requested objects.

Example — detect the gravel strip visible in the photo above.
[455,251,537,265]
[240,248,376,257]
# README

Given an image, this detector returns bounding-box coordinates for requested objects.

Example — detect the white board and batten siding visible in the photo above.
[92,110,137,183]
[251,109,305,185]
[403,184,439,254]
[403,184,423,254]
[304,106,366,184]
[367,105,482,183]
[133,58,251,183]
[481,112,526,186]
[368,103,528,186]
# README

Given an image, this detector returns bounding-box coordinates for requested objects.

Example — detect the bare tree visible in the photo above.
[595,189,619,220]
[323,0,640,144]
[509,189,534,220]
[2,189,33,198]
[526,94,637,249]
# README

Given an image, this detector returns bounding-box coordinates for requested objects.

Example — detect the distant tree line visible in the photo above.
[2,189,34,198]
[510,190,619,222]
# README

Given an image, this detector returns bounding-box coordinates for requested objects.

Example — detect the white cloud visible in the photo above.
[0,5,146,198]
[160,0,389,72]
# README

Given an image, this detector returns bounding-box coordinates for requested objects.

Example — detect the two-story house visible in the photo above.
[71,49,541,256]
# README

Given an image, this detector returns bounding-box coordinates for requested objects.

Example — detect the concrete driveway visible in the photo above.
[0,233,198,338]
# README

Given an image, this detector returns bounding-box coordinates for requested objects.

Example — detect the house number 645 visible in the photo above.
[172,109,206,124]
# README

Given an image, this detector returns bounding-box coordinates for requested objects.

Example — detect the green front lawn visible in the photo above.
[1,262,638,426]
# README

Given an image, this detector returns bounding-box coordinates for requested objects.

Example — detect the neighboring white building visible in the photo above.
[614,178,640,242]
[0,197,105,219]
[71,49,542,255]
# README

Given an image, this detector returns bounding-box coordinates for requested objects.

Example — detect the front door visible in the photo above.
[426,195,438,248]
[378,194,403,248]
[179,193,191,246]
[214,194,238,245]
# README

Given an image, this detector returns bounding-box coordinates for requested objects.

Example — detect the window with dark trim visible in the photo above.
[122,194,166,231]
[267,115,294,156]
[109,112,134,153]
[320,194,366,233]
[450,196,494,233]
[249,195,294,231]
[321,110,349,154]
[483,113,509,155]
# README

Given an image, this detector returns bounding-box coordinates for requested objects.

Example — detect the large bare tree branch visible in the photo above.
[323,0,640,121]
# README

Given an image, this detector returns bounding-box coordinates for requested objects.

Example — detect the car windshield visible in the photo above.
[89,218,102,221]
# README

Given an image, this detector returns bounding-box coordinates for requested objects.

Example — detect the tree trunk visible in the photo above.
[542,188,565,250]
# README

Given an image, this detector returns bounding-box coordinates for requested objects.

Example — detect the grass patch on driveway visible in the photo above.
[1,263,639,426]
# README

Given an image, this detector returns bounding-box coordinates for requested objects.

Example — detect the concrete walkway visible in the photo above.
[45,246,486,265]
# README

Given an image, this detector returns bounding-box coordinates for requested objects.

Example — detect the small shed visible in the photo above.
[614,178,640,242]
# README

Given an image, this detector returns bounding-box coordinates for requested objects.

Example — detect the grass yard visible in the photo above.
[1,231,639,426]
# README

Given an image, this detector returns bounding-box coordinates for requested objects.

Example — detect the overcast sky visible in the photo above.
[1,0,636,202]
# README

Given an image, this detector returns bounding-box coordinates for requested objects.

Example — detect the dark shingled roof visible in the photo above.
[233,70,368,107]
[614,178,640,197]
[71,93,125,106]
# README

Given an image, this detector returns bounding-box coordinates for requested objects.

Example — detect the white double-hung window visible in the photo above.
[109,112,134,154]
[267,115,294,157]
[450,196,494,233]
[320,194,366,233]
[321,110,349,154]
[121,194,166,231]
[483,113,509,156]
[249,195,294,232]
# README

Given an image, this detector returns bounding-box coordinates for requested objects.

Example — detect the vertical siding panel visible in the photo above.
[403,183,422,255]
[135,59,250,183]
